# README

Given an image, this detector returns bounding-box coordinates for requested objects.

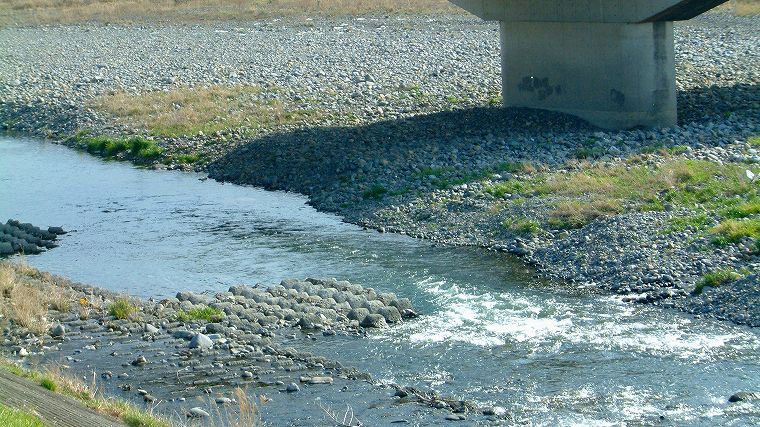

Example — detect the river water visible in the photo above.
[2,135,759,425]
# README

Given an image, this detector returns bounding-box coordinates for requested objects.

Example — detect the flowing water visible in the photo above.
[2,136,759,426]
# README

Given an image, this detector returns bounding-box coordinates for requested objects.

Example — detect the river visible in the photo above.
[1,135,759,425]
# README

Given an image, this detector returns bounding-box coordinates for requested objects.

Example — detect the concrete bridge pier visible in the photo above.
[500,20,675,129]
[451,0,728,129]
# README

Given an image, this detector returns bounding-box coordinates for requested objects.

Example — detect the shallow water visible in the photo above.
[2,136,760,425]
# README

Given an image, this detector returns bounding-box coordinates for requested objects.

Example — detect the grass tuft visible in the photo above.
[711,219,760,245]
[548,199,622,229]
[39,378,57,392]
[77,134,163,161]
[108,298,137,320]
[505,218,541,235]
[362,185,388,200]
[176,305,224,322]
[693,269,744,295]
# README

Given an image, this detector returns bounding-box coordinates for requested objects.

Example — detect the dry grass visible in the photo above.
[94,85,321,138]
[6,283,50,335]
[0,0,462,26]
[0,262,78,335]
[729,0,760,15]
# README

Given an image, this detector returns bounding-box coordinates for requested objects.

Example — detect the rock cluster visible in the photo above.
[167,278,417,334]
[0,219,65,256]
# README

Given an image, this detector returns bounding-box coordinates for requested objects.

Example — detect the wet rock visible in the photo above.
[50,323,65,338]
[189,333,213,349]
[172,330,194,340]
[729,392,760,402]
[205,323,225,334]
[131,355,148,366]
[378,306,402,323]
[242,371,254,379]
[301,376,333,385]
[215,397,233,405]
[188,407,210,418]
[360,314,388,328]
[401,309,419,318]
[286,383,300,392]
[445,414,466,421]
[48,226,66,235]
[144,323,159,334]
[347,308,370,321]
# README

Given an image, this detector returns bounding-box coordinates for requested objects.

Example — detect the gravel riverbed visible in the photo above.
[1,12,759,327]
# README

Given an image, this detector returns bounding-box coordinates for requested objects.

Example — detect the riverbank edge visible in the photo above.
[1,104,759,330]
[1,261,499,424]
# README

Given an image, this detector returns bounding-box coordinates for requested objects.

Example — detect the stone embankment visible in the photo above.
[0,12,758,327]
[0,219,65,256]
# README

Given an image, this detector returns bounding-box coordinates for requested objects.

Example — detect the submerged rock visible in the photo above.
[729,392,760,403]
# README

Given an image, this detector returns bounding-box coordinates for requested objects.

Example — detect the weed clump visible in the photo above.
[693,269,744,295]
[176,305,224,322]
[362,185,388,200]
[711,219,760,245]
[505,218,541,235]
[76,134,162,161]
[108,298,137,320]
[40,377,57,391]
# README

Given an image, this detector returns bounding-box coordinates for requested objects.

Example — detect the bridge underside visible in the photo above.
[451,0,729,129]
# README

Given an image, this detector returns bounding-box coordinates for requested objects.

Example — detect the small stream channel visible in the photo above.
[2,135,760,425]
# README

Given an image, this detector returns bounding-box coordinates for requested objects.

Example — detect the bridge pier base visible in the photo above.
[499,20,676,129]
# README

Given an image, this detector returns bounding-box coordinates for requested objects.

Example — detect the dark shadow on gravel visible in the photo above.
[207,107,594,210]
[208,83,758,214]
[677,83,760,124]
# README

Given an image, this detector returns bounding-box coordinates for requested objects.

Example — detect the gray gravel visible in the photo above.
[1,12,759,327]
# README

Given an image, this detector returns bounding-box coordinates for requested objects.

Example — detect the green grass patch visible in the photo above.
[0,403,47,427]
[725,199,760,219]
[665,213,711,233]
[175,305,224,322]
[710,219,760,245]
[417,162,534,191]
[505,218,541,235]
[108,298,137,320]
[175,152,203,165]
[39,377,56,392]
[693,269,745,295]
[547,198,623,229]
[484,180,528,198]
[76,134,162,161]
[747,136,760,147]
[362,185,388,200]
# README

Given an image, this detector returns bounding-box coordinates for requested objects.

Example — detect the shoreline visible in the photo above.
[0,262,497,424]
[1,11,759,329]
